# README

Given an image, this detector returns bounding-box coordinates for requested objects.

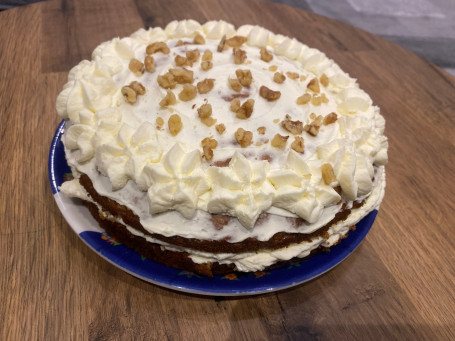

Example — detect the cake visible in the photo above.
[56,20,388,277]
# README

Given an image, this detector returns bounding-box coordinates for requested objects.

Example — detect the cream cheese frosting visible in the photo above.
[57,20,388,244]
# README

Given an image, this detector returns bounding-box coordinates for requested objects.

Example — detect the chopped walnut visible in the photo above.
[159,90,177,107]
[310,113,316,120]
[320,73,329,87]
[230,98,255,119]
[321,163,337,185]
[128,58,144,76]
[178,84,197,101]
[202,49,213,61]
[169,67,193,84]
[268,65,278,72]
[129,81,146,95]
[273,118,280,123]
[201,137,218,149]
[257,126,266,135]
[197,103,212,118]
[296,93,311,105]
[228,77,242,92]
[281,114,303,134]
[156,117,164,127]
[215,123,226,134]
[144,55,155,72]
[233,48,247,64]
[157,72,177,89]
[271,134,289,148]
[259,85,281,101]
[193,33,205,45]
[300,75,307,82]
[121,86,137,103]
[235,69,253,87]
[176,40,184,46]
[168,114,182,136]
[273,72,286,84]
[291,136,305,153]
[286,72,299,80]
[201,117,217,127]
[311,95,323,106]
[217,35,226,52]
[260,47,273,62]
[321,93,329,103]
[226,35,247,47]
[304,115,323,136]
[197,78,215,94]
[186,49,200,64]
[307,78,320,93]
[203,145,214,160]
[201,60,213,71]
[235,128,253,147]
[146,42,170,55]
[175,55,189,67]
[323,112,338,125]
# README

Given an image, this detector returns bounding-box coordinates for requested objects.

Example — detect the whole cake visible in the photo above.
[56,20,388,277]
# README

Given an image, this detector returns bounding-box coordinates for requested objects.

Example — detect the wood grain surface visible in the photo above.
[1,0,454,339]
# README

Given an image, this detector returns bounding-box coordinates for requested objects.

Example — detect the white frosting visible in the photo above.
[57,21,388,248]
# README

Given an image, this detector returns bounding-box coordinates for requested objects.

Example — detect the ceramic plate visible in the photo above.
[49,120,378,296]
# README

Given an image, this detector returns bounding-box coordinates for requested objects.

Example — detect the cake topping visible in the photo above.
[307,78,320,93]
[121,86,137,103]
[146,41,170,54]
[323,112,337,125]
[217,35,226,52]
[235,128,253,147]
[273,72,286,84]
[159,90,177,107]
[271,134,289,148]
[201,60,213,71]
[286,72,299,80]
[235,69,253,87]
[225,35,247,47]
[178,84,197,101]
[260,47,273,62]
[257,126,266,135]
[228,77,242,92]
[296,93,311,105]
[281,114,303,134]
[128,58,144,76]
[291,136,305,153]
[202,49,213,61]
[320,73,329,87]
[144,55,155,72]
[197,78,215,94]
[193,33,205,44]
[168,114,183,136]
[157,72,177,89]
[233,48,247,64]
[215,123,226,134]
[321,163,337,186]
[230,98,255,119]
[259,85,281,101]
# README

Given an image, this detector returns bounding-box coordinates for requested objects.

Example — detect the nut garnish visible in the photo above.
[215,123,226,134]
[321,163,337,185]
[156,117,164,127]
[176,40,184,46]
[201,137,218,149]
[273,72,286,84]
[217,35,226,52]
[323,112,338,125]
[157,72,177,89]
[202,49,213,61]
[178,84,197,102]
[169,67,194,84]
[259,85,281,101]
[228,77,242,92]
[260,47,273,62]
[159,90,177,107]
[307,78,320,93]
[197,78,215,94]
[286,72,299,80]
[201,60,213,71]
[121,86,137,103]
[320,73,329,87]
[197,103,212,118]
[257,126,266,135]
[175,55,189,67]
[271,134,289,148]
[230,98,255,119]
[146,42,170,55]
[304,115,323,136]
[311,95,323,106]
[186,49,200,64]
[291,136,305,153]
[144,55,155,72]
[194,33,205,45]
[236,69,253,87]
[129,81,146,95]
[129,58,144,76]
[268,65,278,72]
[225,35,247,47]
[233,48,247,64]
[168,114,182,136]
[203,145,214,160]
[281,114,303,134]
[235,128,253,147]
[201,117,217,127]
[296,93,311,105]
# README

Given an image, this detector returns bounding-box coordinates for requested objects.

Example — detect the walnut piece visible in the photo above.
[230,98,241,113]
[157,72,177,89]
[175,55,189,67]
[178,84,197,102]
[146,42,170,55]
[230,98,255,119]
[197,78,215,94]
[217,35,226,52]
[201,137,218,149]
[259,85,281,101]
[260,47,273,62]
[311,95,323,106]
[307,78,320,93]
[201,117,217,127]
[235,128,253,147]
[291,136,305,153]
[286,72,299,80]
[202,50,213,61]
[128,58,144,76]
[304,115,323,136]
[215,123,226,134]
[197,103,212,118]
[296,93,311,105]
[226,35,247,47]
[186,49,200,64]
[129,81,146,95]
[271,134,289,148]
[168,114,182,136]
[156,117,164,127]
[321,163,337,185]
[194,33,205,45]
[144,55,155,72]
[121,86,137,103]
[273,72,286,84]
[169,67,194,84]
[257,126,266,135]
[203,145,214,160]
[159,90,177,107]
[235,69,253,87]
[268,65,278,72]
[233,48,247,64]
[320,73,329,87]
[281,114,303,134]
[323,112,338,125]
[228,77,242,92]
[201,60,213,71]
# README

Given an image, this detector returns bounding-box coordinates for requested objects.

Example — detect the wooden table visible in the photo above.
[1,0,454,339]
